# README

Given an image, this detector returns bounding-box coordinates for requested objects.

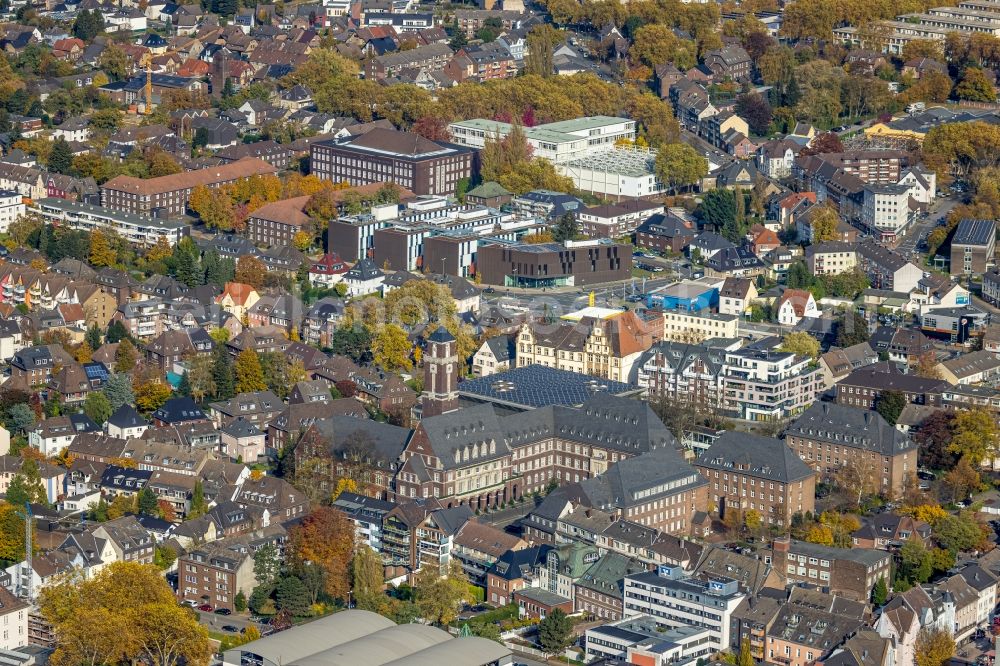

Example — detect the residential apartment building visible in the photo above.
[310,129,474,197]
[769,537,892,602]
[34,198,189,247]
[857,241,925,293]
[834,361,945,410]
[805,241,857,276]
[622,566,745,653]
[721,347,824,422]
[0,190,24,234]
[950,218,996,276]
[177,526,285,610]
[365,42,452,79]
[101,158,277,217]
[576,200,662,239]
[861,183,914,243]
[784,401,919,497]
[695,432,816,527]
[765,589,870,666]
[636,341,730,409]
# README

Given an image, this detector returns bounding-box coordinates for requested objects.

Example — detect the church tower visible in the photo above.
[421,326,458,417]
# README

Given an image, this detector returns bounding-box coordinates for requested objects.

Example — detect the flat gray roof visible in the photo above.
[291,624,449,666]
[223,611,394,666]
[381,637,512,666]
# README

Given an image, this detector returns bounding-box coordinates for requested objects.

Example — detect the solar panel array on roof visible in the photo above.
[458,364,639,409]
[83,363,109,382]
[953,218,996,246]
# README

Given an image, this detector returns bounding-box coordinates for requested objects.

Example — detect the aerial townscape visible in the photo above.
[3,0,1000,665]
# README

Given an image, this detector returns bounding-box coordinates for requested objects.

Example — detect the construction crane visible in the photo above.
[139,53,153,115]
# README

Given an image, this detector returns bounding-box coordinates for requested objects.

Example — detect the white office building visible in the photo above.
[623,566,745,653]
[447,116,636,164]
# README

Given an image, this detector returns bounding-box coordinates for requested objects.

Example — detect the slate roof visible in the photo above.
[107,404,147,429]
[151,397,207,424]
[697,431,814,483]
[457,364,640,409]
[574,445,705,511]
[488,544,552,581]
[785,402,915,457]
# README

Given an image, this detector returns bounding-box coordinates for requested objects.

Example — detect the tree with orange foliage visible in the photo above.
[157,499,177,523]
[235,255,267,290]
[288,506,353,601]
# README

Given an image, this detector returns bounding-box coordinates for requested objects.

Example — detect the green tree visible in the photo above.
[538,607,573,653]
[524,24,563,77]
[189,480,207,518]
[83,391,112,425]
[875,390,907,426]
[48,138,73,175]
[737,636,754,666]
[5,404,35,434]
[936,512,985,554]
[552,211,578,242]
[234,591,247,612]
[85,324,101,350]
[7,458,49,506]
[106,320,129,344]
[900,538,933,584]
[654,142,708,193]
[137,487,159,516]
[955,67,997,102]
[275,576,310,616]
[212,347,235,400]
[253,543,281,590]
[102,373,134,412]
[98,43,129,81]
[779,331,820,360]
[871,577,888,606]
[154,544,176,570]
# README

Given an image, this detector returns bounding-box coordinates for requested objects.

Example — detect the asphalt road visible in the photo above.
[197,611,266,635]
[896,194,960,257]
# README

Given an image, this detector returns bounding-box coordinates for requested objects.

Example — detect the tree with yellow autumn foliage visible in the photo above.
[39,562,210,666]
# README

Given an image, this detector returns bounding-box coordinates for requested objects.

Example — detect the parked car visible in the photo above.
[198,604,213,612]
[215,608,232,616]
[222,625,239,633]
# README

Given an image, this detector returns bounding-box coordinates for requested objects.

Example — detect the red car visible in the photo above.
[197,604,213,612]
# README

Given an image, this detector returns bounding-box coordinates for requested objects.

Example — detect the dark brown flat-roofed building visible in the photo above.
[476,239,631,287]
[310,128,475,196]
[101,158,277,217]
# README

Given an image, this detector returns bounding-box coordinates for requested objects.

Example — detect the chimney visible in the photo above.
[773,536,790,553]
